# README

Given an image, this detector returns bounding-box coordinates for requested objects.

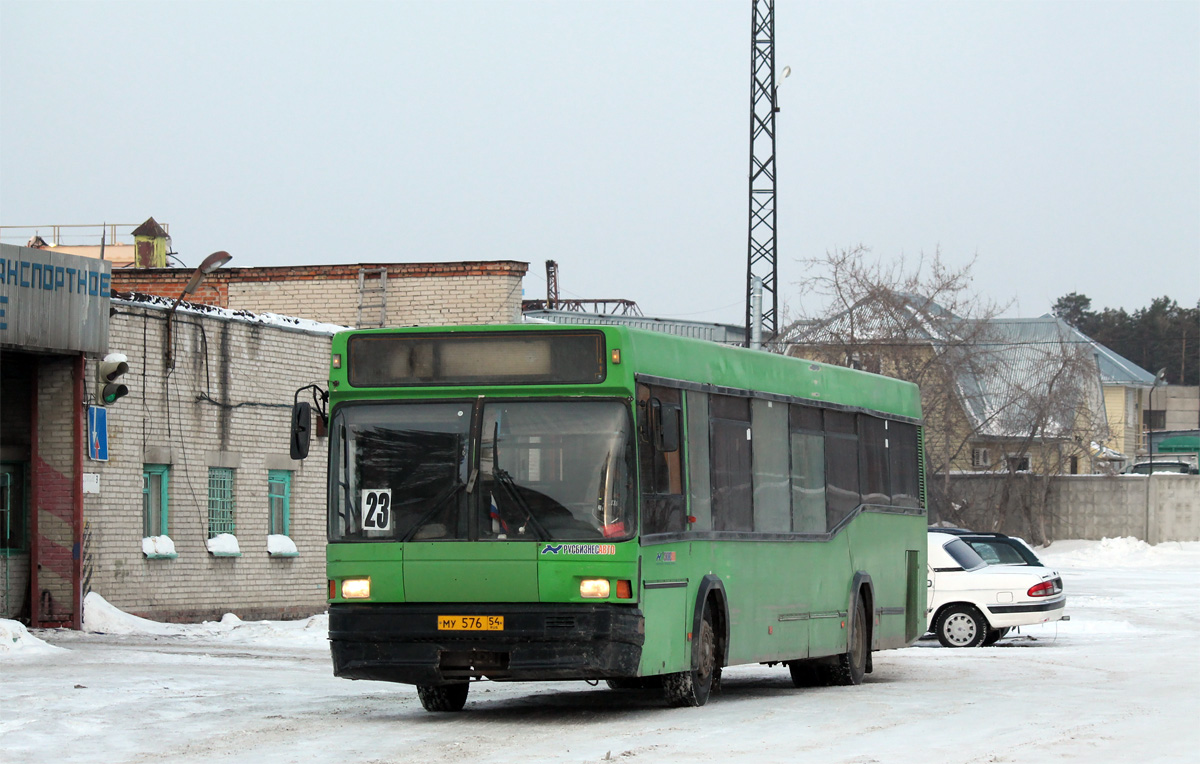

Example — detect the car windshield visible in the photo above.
[942,537,987,571]
[329,399,635,542]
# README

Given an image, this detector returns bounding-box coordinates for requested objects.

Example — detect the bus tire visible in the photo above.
[664,606,718,707]
[416,682,469,712]
[829,595,869,686]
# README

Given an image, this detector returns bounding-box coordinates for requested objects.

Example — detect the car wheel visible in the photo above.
[416,681,469,712]
[935,604,988,648]
[663,606,718,707]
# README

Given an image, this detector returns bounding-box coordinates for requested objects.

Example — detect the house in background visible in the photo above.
[782,295,1152,476]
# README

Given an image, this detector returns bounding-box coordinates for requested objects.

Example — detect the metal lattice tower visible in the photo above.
[745,0,780,345]
[545,260,559,309]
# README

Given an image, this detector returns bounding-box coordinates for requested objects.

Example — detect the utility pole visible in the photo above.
[745,0,781,347]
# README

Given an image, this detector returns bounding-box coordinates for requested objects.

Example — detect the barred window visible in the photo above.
[207,467,236,537]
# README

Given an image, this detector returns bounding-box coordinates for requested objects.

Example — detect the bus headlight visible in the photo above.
[341,578,371,599]
[580,578,611,599]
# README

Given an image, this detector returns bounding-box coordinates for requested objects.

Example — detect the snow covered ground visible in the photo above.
[2,538,1197,764]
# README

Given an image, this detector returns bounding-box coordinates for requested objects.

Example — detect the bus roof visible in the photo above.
[331,324,922,422]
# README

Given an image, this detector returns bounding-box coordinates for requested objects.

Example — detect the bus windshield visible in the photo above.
[329,400,635,542]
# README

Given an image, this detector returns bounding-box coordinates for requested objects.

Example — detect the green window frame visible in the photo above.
[143,464,170,539]
[268,470,291,537]
[207,467,237,538]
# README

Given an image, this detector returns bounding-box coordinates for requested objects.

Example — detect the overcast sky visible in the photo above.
[2,1,1196,325]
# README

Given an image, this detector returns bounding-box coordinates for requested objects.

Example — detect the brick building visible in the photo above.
[78,297,338,621]
[3,241,532,625]
[112,261,529,328]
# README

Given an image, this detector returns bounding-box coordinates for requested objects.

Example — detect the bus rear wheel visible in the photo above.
[416,681,469,712]
[828,595,869,686]
[664,607,718,707]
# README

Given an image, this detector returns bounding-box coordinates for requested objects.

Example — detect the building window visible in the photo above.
[971,448,991,468]
[207,467,237,537]
[268,470,291,536]
[1143,409,1166,431]
[143,464,170,537]
[1006,454,1031,472]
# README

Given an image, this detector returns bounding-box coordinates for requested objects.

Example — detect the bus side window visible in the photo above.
[710,394,753,532]
[823,410,860,531]
[685,391,712,531]
[789,404,825,534]
[639,385,686,534]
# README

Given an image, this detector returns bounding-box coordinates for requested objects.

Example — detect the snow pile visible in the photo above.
[142,535,176,556]
[82,592,327,648]
[267,534,298,555]
[1038,537,1200,568]
[206,533,241,556]
[0,619,62,657]
[83,592,194,636]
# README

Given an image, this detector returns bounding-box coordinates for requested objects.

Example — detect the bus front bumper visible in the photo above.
[329,603,645,686]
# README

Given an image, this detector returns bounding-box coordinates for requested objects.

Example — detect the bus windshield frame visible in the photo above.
[328,398,637,543]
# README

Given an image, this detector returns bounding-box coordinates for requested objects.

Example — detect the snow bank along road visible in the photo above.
[2,539,1197,764]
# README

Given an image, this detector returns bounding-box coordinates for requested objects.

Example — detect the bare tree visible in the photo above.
[780,246,1109,541]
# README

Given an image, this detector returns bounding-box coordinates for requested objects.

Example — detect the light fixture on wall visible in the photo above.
[165,251,232,370]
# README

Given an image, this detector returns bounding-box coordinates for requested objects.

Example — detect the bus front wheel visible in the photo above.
[416,681,469,712]
[664,607,718,707]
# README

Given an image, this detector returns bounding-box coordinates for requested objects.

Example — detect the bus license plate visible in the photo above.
[437,615,504,631]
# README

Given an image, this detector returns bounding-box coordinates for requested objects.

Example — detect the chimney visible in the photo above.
[131,217,170,268]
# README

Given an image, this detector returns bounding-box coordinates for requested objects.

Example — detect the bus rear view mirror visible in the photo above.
[651,399,681,453]
[290,401,312,460]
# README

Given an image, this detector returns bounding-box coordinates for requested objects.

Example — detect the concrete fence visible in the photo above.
[936,473,1200,544]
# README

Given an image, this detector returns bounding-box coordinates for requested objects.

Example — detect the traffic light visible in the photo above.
[97,353,130,405]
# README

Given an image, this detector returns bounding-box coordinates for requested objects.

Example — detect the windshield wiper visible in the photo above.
[399,479,467,542]
[492,467,550,540]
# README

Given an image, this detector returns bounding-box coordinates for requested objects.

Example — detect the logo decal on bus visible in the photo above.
[540,543,616,556]
[656,551,676,563]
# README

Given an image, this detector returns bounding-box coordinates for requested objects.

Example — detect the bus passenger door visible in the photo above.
[639,577,688,675]
[637,384,690,675]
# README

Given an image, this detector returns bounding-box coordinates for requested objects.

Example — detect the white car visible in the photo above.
[926,531,1067,647]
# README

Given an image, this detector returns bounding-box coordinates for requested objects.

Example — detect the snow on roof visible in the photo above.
[114,292,350,336]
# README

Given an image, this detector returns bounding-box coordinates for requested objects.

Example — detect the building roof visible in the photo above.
[524,310,746,345]
[785,294,1146,440]
[130,217,169,238]
[953,316,1105,439]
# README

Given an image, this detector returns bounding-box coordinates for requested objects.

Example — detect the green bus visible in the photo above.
[290,324,927,711]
